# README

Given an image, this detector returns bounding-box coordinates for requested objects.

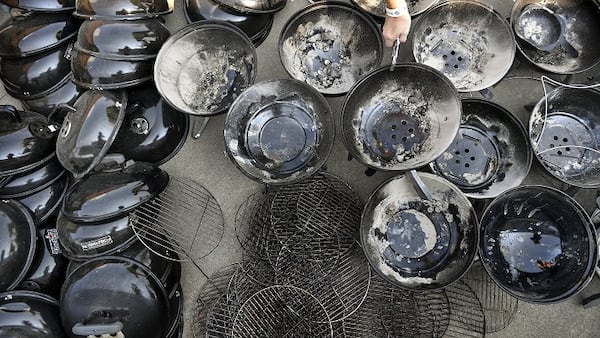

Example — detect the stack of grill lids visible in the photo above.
[184,0,287,47]
[0,0,81,116]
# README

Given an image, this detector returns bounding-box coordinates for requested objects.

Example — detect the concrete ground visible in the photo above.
[2,0,599,336]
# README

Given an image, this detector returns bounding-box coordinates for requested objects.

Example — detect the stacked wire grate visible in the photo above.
[192,171,517,337]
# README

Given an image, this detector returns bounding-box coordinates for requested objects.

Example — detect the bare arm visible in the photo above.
[382,0,411,47]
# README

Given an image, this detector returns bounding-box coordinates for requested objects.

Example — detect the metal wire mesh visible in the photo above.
[342,273,451,337]
[268,172,362,262]
[131,176,225,262]
[192,264,238,338]
[234,190,274,259]
[464,263,518,333]
[230,258,277,304]
[278,244,371,323]
[231,285,334,337]
[413,289,451,337]
[443,280,486,338]
[296,175,362,254]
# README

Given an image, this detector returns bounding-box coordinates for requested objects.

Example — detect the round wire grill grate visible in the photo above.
[234,189,274,259]
[414,289,451,337]
[231,285,334,337]
[342,273,451,337]
[192,264,238,338]
[131,176,225,262]
[374,275,449,338]
[230,258,277,304]
[277,243,372,323]
[269,172,362,262]
[464,263,518,333]
[443,280,486,337]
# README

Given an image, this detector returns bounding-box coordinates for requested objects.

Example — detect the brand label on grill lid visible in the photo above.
[81,235,113,251]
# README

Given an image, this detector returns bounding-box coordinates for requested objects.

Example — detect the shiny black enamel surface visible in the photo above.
[0,106,56,176]
[19,226,68,298]
[0,291,65,337]
[184,0,273,42]
[21,74,83,117]
[0,200,36,291]
[76,19,170,60]
[111,85,189,165]
[0,158,64,199]
[55,90,127,179]
[66,239,180,292]
[74,0,172,19]
[0,13,78,57]
[0,0,74,11]
[360,173,478,290]
[57,212,137,260]
[224,79,334,184]
[480,185,598,303]
[17,172,68,225]
[62,162,169,223]
[71,48,154,89]
[60,257,170,338]
[0,42,72,99]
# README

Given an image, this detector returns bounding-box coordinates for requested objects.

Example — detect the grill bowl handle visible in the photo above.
[72,321,124,336]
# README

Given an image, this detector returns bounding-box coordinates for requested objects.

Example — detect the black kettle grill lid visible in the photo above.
[65,238,179,287]
[74,0,173,19]
[75,19,171,60]
[0,199,37,291]
[70,48,155,90]
[60,256,170,338]
[0,41,73,99]
[57,211,137,260]
[0,157,65,199]
[110,85,189,165]
[0,12,78,58]
[21,75,83,117]
[183,0,274,46]
[18,224,68,298]
[61,161,169,223]
[0,290,65,337]
[17,171,69,225]
[55,90,128,179]
[0,0,75,11]
[0,105,56,177]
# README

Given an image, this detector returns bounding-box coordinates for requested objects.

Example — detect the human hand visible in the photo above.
[382,14,411,47]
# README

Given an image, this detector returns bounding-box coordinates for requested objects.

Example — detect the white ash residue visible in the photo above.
[520,8,583,73]
[415,22,490,91]
[281,13,379,93]
[177,46,254,113]
[518,15,548,47]
[352,84,435,168]
[363,175,475,285]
